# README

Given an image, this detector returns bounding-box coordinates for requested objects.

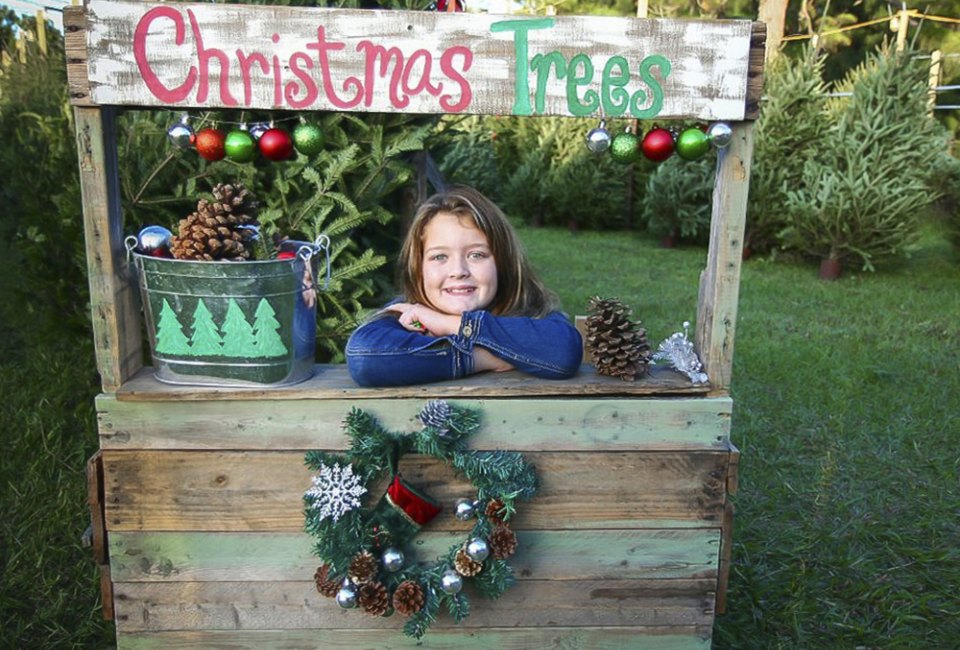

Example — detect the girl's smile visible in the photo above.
[421,211,498,315]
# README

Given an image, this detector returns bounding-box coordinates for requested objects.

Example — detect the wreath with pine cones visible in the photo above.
[303,401,536,639]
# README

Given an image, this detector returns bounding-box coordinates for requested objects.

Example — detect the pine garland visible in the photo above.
[303,401,536,639]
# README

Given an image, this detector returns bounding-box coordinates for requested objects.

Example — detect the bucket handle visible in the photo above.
[124,235,143,275]
[301,234,331,291]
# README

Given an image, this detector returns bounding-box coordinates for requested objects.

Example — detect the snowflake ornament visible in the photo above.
[652,321,709,384]
[305,462,367,523]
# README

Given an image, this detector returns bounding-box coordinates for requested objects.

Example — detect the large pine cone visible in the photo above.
[358,581,390,616]
[170,182,259,261]
[489,526,518,560]
[348,550,378,585]
[584,296,652,381]
[314,564,340,598]
[392,580,425,616]
[454,548,483,577]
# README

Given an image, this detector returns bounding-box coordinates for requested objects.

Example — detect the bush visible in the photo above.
[643,154,715,244]
[780,47,953,271]
[436,116,503,203]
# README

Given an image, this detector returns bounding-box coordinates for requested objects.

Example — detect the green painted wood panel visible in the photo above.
[96,395,732,450]
[120,627,713,649]
[109,529,721,583]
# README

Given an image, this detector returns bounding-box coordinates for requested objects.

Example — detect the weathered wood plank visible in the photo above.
[695,122,754,392]
[75,106,144,392]
[97,393,731,450]
[109,529,720,582]
[113,578,715,632]
[103,450,730,532]
[64,6,93,105]
[82,1,754,120]
[120,627,713,649]
[113,364,711,401]
[745,22,767,119]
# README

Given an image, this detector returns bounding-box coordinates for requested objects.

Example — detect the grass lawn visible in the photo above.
[522,224,960,649]
[2,224,958,648]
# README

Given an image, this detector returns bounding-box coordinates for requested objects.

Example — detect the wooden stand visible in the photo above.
[67,3,763,647]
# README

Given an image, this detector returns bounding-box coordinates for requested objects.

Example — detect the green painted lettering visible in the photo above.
[490,18,555,116]
[601,56,630,118]
[566,53,597,116]
[631,54,671,119]
[530,52,566,114]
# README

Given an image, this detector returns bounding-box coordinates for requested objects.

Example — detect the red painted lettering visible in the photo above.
[356,41,406,108]
[133,6,197,103]
[187,9,238,106]
[306,26,362,109]
[439,46,473,112]
[402,49,441,98]
[285,52,319,109]
[236,51,269,106]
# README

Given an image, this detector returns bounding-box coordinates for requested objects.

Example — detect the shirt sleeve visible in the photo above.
[460,310,583,380]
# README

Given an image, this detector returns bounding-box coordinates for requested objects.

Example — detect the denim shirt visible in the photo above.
[345,309,583,387]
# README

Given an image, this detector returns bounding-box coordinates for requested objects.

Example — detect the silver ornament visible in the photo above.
[166,116,195,149]
[455,498,477,521]
[335,583,358,609]
[440,569,463,594]
[137,225,173,255]
[381,547,405,573]
[248,122,270,141]
[707,122,733,149]
[465,538,490,562]
[585,120,612,154]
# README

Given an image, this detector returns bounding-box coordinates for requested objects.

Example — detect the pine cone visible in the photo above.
[485,499,506,525]
[393,580,425,616]
[358,581,390,616]
[489,526,518,560]
[454,548,483,577]
[314,564,340,598]
[348,550,378,585]
[584,296,652,381]
[170,182,259,261]
[418,399,453,435]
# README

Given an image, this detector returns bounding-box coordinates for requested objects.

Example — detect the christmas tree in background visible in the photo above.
[154,299,191,355]
[187,299,223,356]
[252,298,287,357]
[220,299,257,357]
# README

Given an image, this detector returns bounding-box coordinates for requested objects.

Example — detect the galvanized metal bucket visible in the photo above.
[126,236,331,387]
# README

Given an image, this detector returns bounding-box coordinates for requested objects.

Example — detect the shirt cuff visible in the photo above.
[452,311,484,377]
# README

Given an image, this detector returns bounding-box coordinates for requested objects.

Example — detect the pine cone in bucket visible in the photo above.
[585,296,652,381]
[170,182,260,261]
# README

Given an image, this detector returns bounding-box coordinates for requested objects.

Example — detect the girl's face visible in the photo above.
[421,211,498,315]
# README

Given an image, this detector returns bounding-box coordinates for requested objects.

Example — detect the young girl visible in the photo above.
[346,185,583,387]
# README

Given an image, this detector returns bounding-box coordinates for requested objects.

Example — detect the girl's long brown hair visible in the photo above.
[397,185,559,318]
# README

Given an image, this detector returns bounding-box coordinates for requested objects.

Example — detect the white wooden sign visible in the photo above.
[85,0,753,120]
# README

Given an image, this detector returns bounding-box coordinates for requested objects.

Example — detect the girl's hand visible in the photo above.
[385,303,461,337]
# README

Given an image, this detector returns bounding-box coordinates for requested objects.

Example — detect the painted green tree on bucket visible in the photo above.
[252,298,287,357]
[221,299,257,357]
[188,299,223,356]
[154,299,191,355]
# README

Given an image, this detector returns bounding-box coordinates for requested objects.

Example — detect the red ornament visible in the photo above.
[194,127,226,161]
[641,127,675,163]
[435,0,465,10]
[277,251,297,260]
[259,128,294,161]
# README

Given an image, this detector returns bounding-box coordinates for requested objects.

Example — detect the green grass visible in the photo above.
[520,224,960,649]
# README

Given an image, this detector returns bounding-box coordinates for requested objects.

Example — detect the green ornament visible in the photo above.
[676,128,710,161]
[609,131,640,164]
[293,123,325,156]
[224,130,256,163]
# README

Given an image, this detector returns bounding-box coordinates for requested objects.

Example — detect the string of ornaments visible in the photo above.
[167,114,325,162]
[586,120,733,163]
[303,401,536,640]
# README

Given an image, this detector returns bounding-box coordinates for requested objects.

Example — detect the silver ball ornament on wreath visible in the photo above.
[440,569,463,594]
[335,581,358,609]
[455,498,479,521]
[381,547,405,573]
[465,538,490,562]
[166,116,195,149]
[707,122,733,149]
[137,225,173,257]
[585,120,612,154]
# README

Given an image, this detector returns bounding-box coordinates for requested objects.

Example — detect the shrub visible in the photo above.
[643,154,715,244]
[436,116,503,203]
[780,47,952,271]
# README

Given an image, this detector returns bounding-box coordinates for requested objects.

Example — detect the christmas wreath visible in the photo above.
[303,400,537,639]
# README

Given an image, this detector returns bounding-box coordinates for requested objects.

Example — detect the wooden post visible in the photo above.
[896,8,909,53]
[757,0,787,60]
[16,32,26,63]
[36,10,48,56]
[696,122,754,393]
[928,49,942,116]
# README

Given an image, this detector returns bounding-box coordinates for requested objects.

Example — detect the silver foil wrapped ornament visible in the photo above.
[381,547,405,573]
[166,115,195,149]
[454,498,478,521]
[585,120,612,154]
[335,581,358,609]
[465,538,489,562]
[137,225,173,257]
[248,122,270,141]
[440,569,463,594]
[707,122,733,149]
